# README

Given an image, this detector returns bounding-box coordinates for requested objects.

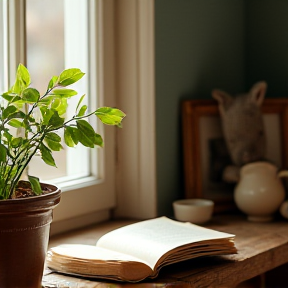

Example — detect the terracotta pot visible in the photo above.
[0,183,61,288]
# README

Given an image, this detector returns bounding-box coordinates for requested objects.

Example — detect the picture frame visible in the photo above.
[181,98,288,213]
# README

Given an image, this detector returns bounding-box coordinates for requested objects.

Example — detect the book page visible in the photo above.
[48,244,146,262]
[47,244,153,281]
[96,216,235,269]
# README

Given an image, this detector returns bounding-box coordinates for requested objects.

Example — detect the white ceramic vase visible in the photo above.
[234,161,286,222]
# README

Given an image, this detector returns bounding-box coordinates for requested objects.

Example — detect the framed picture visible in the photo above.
[181,98,288,213]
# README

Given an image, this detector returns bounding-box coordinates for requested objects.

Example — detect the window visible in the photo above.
[1,0,157,229]
[0,1,8,92]
[0,0,118,234]
[26,0,91,182]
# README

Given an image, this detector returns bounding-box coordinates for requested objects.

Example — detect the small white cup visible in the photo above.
[173,198,214,224]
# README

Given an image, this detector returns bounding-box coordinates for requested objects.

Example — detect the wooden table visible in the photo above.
[42,215,288,288]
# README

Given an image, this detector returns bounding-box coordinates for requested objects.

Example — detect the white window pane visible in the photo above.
[0,1,8,93]
[26,0,91,182]
[26,0,64,93]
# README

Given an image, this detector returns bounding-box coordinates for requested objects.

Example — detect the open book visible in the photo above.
[47,217,237,282]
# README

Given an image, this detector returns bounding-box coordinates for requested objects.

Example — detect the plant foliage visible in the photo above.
[0,64,125,199]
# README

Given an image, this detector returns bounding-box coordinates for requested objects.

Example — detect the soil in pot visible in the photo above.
[11,180,56,199]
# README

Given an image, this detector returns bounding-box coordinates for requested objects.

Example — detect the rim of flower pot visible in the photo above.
[0,182,61,213]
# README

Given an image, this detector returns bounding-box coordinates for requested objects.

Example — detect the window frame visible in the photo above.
[0,1,8,92]
[114,0,157,220]
[49,0,119,234]
[2,0,157,232]
[3,0,118,234]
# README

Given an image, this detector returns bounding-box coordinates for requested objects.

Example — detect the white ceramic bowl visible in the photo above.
[173,199,214,224]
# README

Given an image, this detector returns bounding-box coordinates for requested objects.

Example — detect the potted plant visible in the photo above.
[0,63,125,288]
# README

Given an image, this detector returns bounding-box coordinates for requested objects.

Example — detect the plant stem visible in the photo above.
[9,136,45,198]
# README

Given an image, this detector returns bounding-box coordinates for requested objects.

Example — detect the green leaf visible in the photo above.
[57,98,68,115]
[66,126,79,145]
[77,131,94,148]
[0,179,5,194]
[48,111,65,129]
[52,89,78,97]
[7,111,26,120]
[0,144,7,162]
[9,100,25,110]
[77,119,95,134]
[51,98,61,109]
[22,88,40,103]
[47,76,59,90]
[7,119,23,128]
[76,94,86,111]
[95,107,126,126]
[28,175,43,196]
[76,120,103,147]
[46,132,61,142]
[1,92,21,103]
[64,127,75,147]
[45,138,63,151]
[39,96,55,106]
[11,79,22,94]
[2,106,17,119]
[22,119,33,133]
[76,120,96,148]
[11,64,31,94]
[40,107,54,125]
[93,133,103,147]
[3,131,12,142]
[11,137,23,148]
[58,68,85,86]
[40,144,56,167]
[40,96,67,115]
[17,64,30,87]
[45,132,63,151]
[77,105,87,117]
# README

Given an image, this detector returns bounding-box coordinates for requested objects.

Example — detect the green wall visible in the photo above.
[155,0,288,216]
[246,1,288,95]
